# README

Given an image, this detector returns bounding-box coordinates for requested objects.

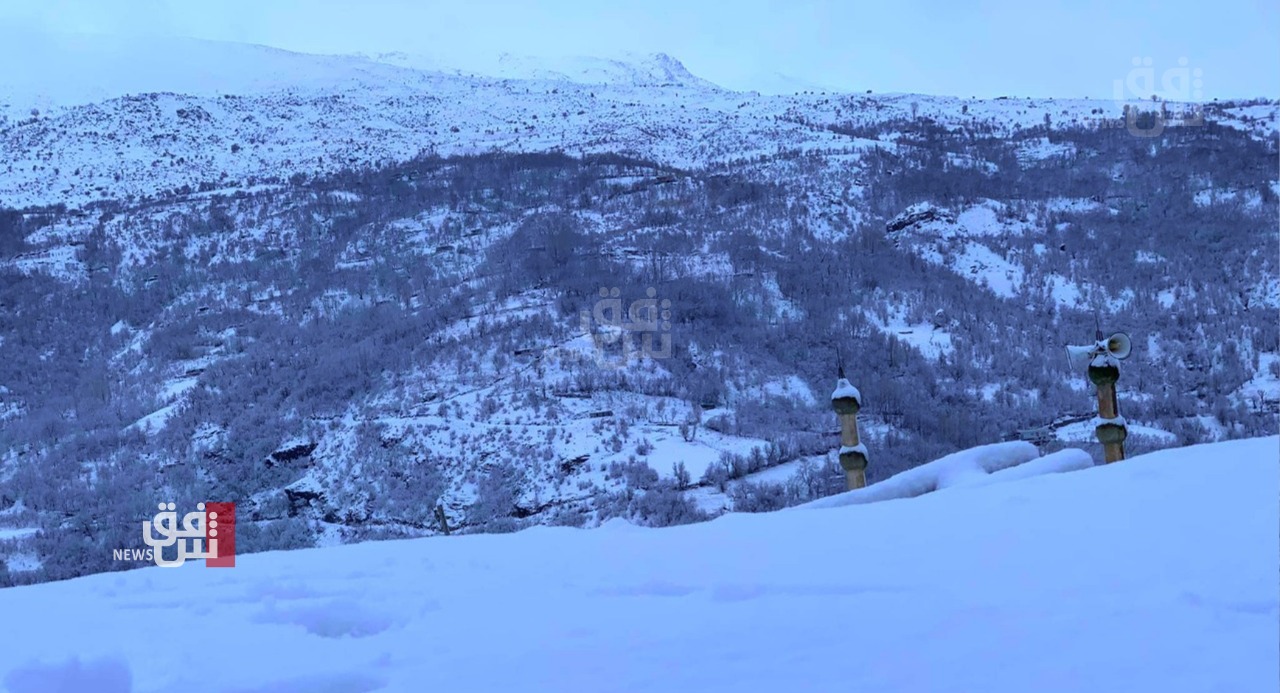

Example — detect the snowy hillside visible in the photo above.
[0,436,1275,692]
[1,32,1276,587]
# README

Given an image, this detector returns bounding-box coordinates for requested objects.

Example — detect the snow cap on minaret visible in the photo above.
[831,378,861,407]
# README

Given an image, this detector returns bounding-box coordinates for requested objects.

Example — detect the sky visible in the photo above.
[0,0,1276,98]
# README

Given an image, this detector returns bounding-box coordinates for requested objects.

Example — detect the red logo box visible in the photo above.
[206,502,236,568]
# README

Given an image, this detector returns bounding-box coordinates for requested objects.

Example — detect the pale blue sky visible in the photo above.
[1,0,1276,98]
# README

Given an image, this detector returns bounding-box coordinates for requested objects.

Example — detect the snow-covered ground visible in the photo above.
[0,436,1275,693]
[1236,352,1280,408]
[864,304,955,361]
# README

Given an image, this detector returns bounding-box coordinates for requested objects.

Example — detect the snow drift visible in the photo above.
[800,440,1094,509]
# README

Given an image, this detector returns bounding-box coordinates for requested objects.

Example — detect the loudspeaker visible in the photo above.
[1066,332,1132,370]
[1065,344,1096,370]
[1104,332,1131,360]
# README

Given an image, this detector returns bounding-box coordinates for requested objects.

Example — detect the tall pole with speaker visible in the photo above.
[1066,327,1132,463]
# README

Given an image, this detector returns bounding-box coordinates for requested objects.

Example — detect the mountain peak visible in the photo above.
[386,50,721,90]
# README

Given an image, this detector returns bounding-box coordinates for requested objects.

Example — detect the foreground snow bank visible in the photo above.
[0,437,1276,693]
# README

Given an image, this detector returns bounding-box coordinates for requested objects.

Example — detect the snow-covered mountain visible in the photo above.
[365,50,721,90]
[0,436,1275,692]
[0,31,433,112]
[0,32,1276,587]
[3,31,1271,208]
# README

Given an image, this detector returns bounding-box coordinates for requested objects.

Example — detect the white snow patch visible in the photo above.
[1236,353,1280,408]
[0,527,38,541]
[864,306,955,360]
[3,551,41,572]
[951,242,1022,298]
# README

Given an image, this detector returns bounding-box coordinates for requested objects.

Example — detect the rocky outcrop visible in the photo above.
[267,441,318,467]
[886,203,956,233]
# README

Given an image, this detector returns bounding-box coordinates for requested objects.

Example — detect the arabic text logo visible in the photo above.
[134,501,236,568]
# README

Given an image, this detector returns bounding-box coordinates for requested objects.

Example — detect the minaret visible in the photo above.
[831,365,868,490]
[1069,325,1131,464]
[1089,358,1127,463]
